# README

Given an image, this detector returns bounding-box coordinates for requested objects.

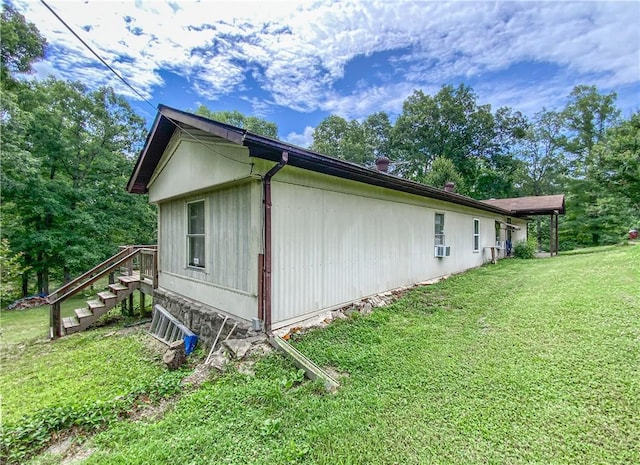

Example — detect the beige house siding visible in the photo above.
[150,132,261,321]
[148,130,253,203]
[147,133,527,328]
[269,165,523,328]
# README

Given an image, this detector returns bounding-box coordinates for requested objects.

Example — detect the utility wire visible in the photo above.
[40,0,254,167]
[40,0,155,111]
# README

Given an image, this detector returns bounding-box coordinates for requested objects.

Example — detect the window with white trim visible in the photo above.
[434,213,445,246]
[187,200,205,268]
[473,218,480,252]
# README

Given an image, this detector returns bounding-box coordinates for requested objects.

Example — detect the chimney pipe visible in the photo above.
[444,182,455,193]
[375,156,390,173]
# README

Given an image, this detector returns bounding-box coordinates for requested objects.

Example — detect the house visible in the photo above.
[127,105,563,345]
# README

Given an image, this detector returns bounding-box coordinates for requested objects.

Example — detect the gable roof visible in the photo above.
[128,105,545,217]
[481,194,565,215]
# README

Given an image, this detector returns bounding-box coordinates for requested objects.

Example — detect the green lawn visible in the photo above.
[2,245,639,464]
[0,278,149,348]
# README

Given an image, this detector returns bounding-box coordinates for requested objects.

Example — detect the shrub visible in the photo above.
[514,239,536,259]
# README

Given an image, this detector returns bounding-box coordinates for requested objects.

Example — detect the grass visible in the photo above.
[0,277,149,348]
[2,245,639,464]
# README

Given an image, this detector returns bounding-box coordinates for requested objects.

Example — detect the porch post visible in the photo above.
[556,212,559,255]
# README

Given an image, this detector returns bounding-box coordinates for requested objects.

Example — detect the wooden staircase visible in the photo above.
[48,245,157,339]
[61,275,141,335]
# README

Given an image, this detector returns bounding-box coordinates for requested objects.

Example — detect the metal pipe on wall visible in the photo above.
[261,151,288,333]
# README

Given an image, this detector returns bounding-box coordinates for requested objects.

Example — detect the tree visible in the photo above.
[518,110,566,197]
[0,3,46,85]
[473,107,528,199]
[311,113,393,166]
[562,85,620,176]
[361,112,393,161]
[422,156,466,194]
[562,112,640,248]
[591,112,640,211]
[194,106,278,138]
[311,115,359,160]
[392,85,521,198]
[1,79,154,294]
[0,239,29,304]
[559,86,626,248]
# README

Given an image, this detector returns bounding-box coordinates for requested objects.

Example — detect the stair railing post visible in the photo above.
[153,249,158,288]
[50,301,62,339]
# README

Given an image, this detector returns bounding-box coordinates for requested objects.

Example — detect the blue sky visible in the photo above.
[14,0,640,147]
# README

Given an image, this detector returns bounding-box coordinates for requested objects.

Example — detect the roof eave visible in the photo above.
[128,105,515,217]
[242,132,512,216]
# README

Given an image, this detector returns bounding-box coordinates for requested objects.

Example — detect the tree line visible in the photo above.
[1,4,638,302]
[309,84,638,251]
[1,5,156,299]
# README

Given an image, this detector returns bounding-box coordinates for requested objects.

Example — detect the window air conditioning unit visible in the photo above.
[435,246,451,257]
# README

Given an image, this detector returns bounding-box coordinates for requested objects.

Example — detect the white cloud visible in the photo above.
[285,125,315,148]
[13,0,640,124]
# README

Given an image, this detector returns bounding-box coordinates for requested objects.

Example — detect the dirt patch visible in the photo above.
[129,396,176,422]
[181,363,214,387]
[40,431,96,465]
[323,366,350,380]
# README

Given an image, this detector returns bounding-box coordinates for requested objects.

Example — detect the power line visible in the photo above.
[40,0,155,111]
[39,0,254,167]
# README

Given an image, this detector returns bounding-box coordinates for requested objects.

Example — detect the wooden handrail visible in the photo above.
[49,249,142,305]
[48,247,133,302]
[49,245,156,302]
[50,246,158,339]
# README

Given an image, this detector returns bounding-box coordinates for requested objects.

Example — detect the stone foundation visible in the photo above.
[153,288,256,350]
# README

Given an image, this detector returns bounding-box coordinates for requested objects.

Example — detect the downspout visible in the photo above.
[261,151,288,333]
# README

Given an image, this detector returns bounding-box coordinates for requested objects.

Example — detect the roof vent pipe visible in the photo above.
[375,156,390,173]
[444,182,455,193]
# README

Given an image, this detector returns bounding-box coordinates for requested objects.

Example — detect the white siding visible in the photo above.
[270,168,515,327]
[157,182,261,320]
[148,131,253,203]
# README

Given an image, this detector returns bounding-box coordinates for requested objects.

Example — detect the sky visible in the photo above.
[13,0,640,147]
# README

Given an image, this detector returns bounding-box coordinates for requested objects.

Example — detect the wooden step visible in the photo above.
[87,300,106,311]
[97,291,117,302]
[109,283,129,293]
[118,275,140,289]
[63,316,80,329]
[75,307,93,320]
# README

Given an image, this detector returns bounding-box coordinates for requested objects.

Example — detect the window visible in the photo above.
[434,213,445,246]
[473,218,480,252]
[187,200,205,268]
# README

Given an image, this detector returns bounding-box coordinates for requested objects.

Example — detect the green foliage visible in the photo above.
[310,112,392,166]
[194,106,278,138]
[422,156,467,194]
[562,85,620,176]
[590,112,640,211]
[0,327,188,464]
[0,238,29,304]
[0,3,46,84]
[513,239,536,259]
[1,78,156,293]
[392,84,525,199]
[56,245,638,465]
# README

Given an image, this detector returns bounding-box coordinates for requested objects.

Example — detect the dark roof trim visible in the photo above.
[128,105,514,216]
[127,106,247,193]
[481,194,565,216]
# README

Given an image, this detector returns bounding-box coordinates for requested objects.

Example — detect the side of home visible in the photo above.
[128,106,529,339]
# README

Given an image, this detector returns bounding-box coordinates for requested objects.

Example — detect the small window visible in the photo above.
[435,213,445,246]
[187,200,205,268]
[473,219,480,252]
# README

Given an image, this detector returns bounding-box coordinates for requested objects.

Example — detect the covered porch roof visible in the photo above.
[481,194,565,216]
